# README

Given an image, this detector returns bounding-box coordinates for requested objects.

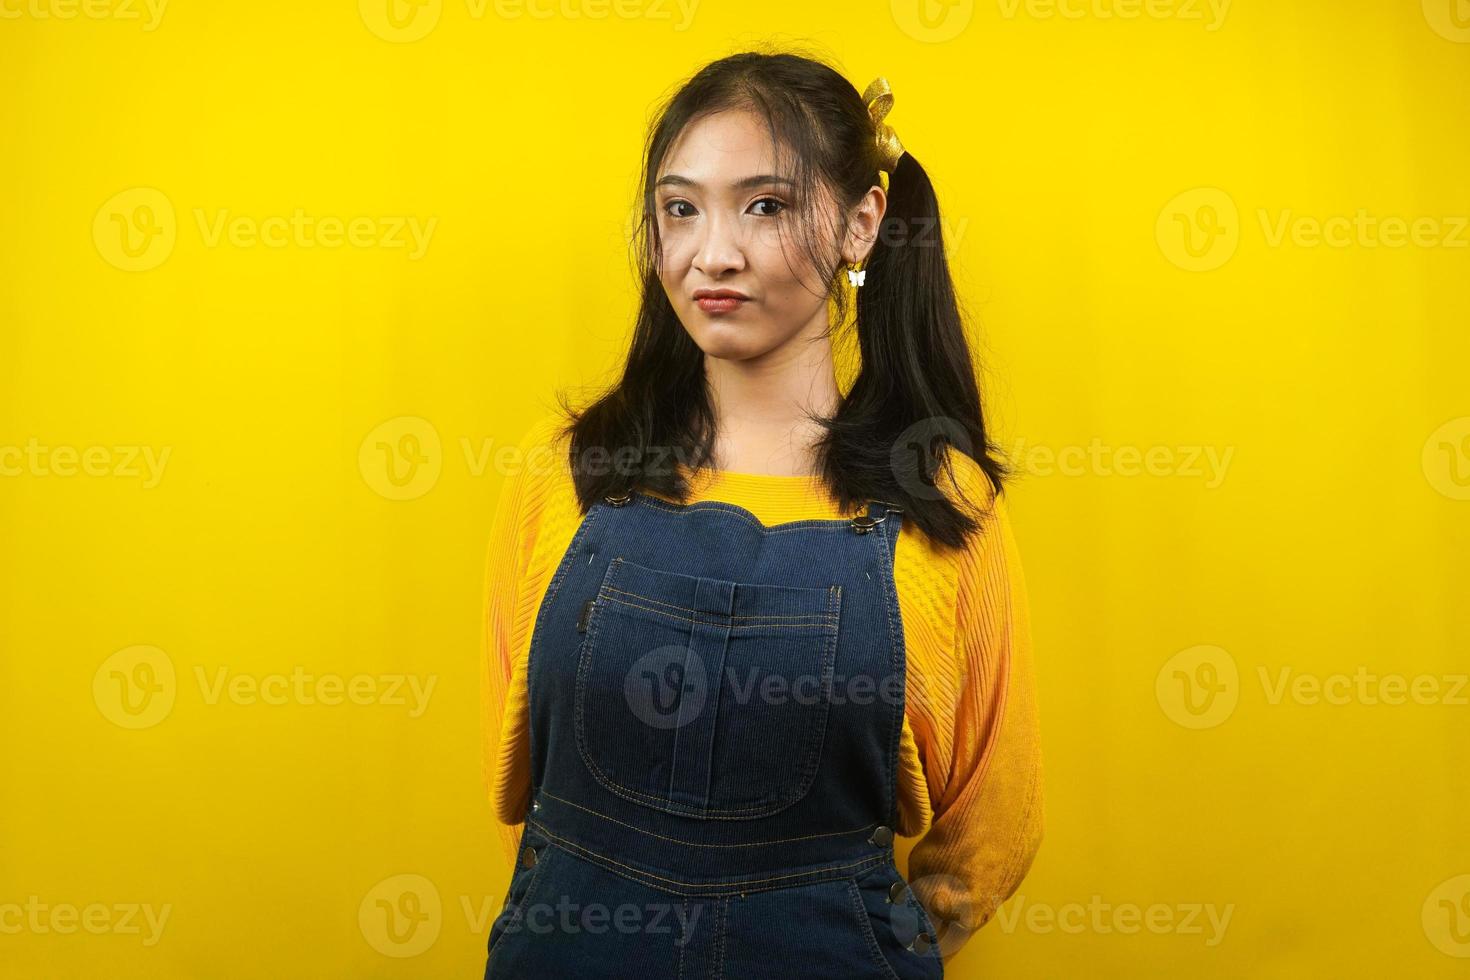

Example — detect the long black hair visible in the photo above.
[547,47,1010,552]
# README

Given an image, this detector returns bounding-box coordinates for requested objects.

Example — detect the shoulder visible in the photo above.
[502,409,576,504]
[898,449,1022,643]
[486,409,576,552]
[503,409,584,558]
[515,410,574,468]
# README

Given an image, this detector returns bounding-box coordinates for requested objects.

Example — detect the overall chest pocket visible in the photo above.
[573,556,843,820]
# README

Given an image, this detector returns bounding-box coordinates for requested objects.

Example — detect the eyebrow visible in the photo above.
[654,174,795,191]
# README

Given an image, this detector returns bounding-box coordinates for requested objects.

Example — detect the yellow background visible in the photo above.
[2,0,1468,976]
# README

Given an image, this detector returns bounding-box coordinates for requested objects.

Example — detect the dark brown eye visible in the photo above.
[664,201,695,219]
[750,197,786,217]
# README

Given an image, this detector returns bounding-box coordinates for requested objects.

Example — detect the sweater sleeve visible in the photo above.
[479,415,560,869]
[906,481,1044,959]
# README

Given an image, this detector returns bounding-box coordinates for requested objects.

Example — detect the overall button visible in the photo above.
[850,501,902,534]
[868,825,894,847]
[604,491,633,506]
[887,880,908,904]
[519,846,539,869]
[908,931,936,955]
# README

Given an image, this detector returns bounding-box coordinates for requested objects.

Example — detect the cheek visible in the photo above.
[658,233,695,282]
[746,227,815,287]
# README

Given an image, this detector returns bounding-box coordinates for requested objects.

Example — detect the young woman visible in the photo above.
[481,50,1043,978]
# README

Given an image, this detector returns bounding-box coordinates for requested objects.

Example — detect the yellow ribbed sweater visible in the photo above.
[481,414,1044,945]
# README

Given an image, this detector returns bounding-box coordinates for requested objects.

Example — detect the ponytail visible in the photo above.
[824,151,1010,551]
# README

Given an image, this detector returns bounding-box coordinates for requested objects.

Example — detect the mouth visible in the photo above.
[696,297,747,313]
[693,289,750,314]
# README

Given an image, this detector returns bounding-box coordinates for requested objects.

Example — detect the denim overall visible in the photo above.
[484,489,944,979]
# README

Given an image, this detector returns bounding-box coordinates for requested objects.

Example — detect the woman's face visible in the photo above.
[654,109,842,363]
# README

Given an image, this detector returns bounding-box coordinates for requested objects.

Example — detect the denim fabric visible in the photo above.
[484,492,944,978]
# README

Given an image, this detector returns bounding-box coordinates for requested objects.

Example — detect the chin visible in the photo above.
[685,316,777,361]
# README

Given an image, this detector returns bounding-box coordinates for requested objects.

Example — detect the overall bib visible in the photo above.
[484,489,945,979]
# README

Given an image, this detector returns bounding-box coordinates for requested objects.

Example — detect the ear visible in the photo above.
[841,184,888,265]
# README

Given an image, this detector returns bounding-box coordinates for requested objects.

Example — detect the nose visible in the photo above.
[691,209,747,278]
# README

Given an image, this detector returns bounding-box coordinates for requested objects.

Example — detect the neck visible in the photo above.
[701,314,840,477]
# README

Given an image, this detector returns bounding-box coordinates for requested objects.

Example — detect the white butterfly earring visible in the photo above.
[846,263,866,287]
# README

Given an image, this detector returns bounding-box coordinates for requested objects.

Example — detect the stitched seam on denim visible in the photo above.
[599,556,839,627]
[530,822,886,894]
[575,742,794,818]
[636,494,863,532]
[721,896,730,979]
[604,581,839,622]
[665,610,707,809]
[597,579,839,817]
[877,513,905,827]
[690,609,727,810]
[574,584,838,818]
[702,899,720,980]
[604,592,839,630]
[846,879,905,980]
[524,503,604,817]
[782,583,842,806]
[536,789,878,847]
[505,843,551,930]
[676,895,688,980]
[486,843,553,971]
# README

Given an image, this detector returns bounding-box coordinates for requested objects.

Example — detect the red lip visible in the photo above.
[693,288,751,300]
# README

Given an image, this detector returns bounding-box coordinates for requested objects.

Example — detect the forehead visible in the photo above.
[658,109,783,185]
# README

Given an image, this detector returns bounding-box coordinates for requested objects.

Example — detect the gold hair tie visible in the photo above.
[862,76,906,174]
